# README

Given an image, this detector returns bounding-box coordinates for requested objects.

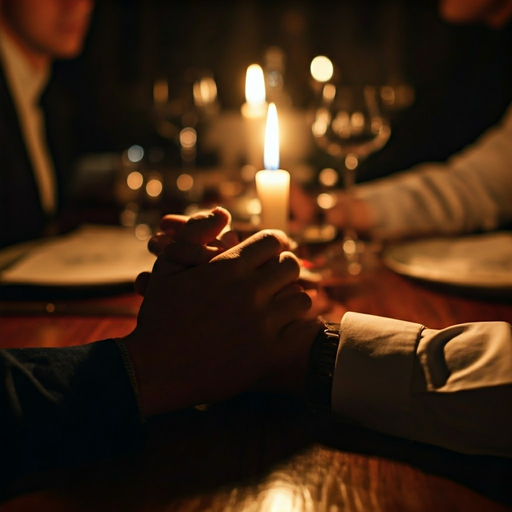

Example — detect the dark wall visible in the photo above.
[52,0,512,181]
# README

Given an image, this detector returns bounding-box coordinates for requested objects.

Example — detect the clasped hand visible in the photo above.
[124,207,322,419]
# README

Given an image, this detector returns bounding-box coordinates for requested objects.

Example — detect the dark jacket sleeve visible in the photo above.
[0,340,144,487]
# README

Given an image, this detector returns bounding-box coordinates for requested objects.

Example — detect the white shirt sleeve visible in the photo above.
[332,312,512,457]
[356,104,512,240]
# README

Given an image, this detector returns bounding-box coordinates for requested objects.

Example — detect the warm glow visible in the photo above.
[312,107,330,138]
[350,112,365,132]
[153,79,168,103]
[193,76,217,107]
[264,103,279,170]
[179,127,197,148]
[247,197,262,215]
[146,178,163,197]
[245,64,266,105]
[262,488,295,512]
[322,83,336,102]
[310,55,334,83]
[319,168,338,187]
[135,223,151,240]
[332,111,351,138]
[242,64,267,118]
[317,192,337,210]
[345,153,359,170]
[126,171,143,190]
[176,173,194,192]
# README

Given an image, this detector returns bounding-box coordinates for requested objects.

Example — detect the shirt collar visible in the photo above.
[0,26,51,107]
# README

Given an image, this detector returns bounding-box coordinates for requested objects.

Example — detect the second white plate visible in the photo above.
[382,232,512,290]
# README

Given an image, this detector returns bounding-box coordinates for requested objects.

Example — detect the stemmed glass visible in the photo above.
[311,83,391,277]
[152,71,219,170]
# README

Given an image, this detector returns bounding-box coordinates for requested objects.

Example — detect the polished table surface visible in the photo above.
[1,264,511,511]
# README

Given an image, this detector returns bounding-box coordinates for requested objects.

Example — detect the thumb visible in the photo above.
[175,207,232,245]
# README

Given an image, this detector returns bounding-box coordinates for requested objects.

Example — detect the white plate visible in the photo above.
[382,232,512,290]
[0,225,156,287]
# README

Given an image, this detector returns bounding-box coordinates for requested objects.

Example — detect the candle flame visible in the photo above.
[245,64,266,105]
[264,103,279,170]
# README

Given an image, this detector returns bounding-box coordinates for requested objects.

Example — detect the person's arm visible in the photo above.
[1,211,311,487]
[0,341,143,486]
[352,103,512,240]
[331,312,512,457]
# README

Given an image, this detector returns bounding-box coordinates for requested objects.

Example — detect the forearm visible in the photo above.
[0,340,143,486]
[353,105,512,240]
[332,312,512,457]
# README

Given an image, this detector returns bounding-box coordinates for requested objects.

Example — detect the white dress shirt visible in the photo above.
[0,27,57,215]
[332,312,512,457]
[357,103,512,240]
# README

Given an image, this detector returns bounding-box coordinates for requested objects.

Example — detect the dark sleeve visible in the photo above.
[0,340,144,487]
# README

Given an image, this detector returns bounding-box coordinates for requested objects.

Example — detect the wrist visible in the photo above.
[122,331,186,419]
[305,321,341,414]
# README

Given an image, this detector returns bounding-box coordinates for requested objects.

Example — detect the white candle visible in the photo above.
[241,64,267,169]
[241,64,267,119]
[255,103,290,232]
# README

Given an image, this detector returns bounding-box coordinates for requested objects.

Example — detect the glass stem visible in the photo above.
[342,155,358,258]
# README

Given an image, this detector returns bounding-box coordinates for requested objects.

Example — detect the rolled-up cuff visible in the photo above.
[332,312,424,439]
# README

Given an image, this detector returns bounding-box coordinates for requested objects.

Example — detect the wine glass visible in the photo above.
[311,83,391,277]
[152,71,219,170]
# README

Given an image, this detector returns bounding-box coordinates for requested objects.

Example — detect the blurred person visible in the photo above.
[2,207,511,492]
[0,0,95,248]
[291,0,512,241]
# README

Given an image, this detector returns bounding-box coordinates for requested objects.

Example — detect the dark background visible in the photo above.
[52,0,512,183]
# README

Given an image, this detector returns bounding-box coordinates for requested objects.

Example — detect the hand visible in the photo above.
[253,290,348,395]
[123,229,313,418]
[289,180,372,235]
[134,207,239,295]
[254,317,323,395]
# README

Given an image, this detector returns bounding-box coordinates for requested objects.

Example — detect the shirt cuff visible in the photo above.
[332,312,424,439]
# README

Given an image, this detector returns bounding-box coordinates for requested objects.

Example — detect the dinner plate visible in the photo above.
[382,231,512,291]
[0,225,156,291]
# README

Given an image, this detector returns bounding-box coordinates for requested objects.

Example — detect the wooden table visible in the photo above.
[1,265,511,511]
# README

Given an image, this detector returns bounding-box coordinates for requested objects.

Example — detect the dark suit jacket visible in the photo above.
[0,57,112,249]
[0,60,48,247]
[0,341,143,492]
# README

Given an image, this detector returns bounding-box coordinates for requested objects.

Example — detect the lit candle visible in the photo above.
[241,64,267,169]
[241,64,267,119]
[255,103,290,232]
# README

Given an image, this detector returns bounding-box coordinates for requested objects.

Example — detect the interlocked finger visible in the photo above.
[268,288,313,330]
[255,251,302,297]
[164,241,222,266]
[212,229,290,270]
